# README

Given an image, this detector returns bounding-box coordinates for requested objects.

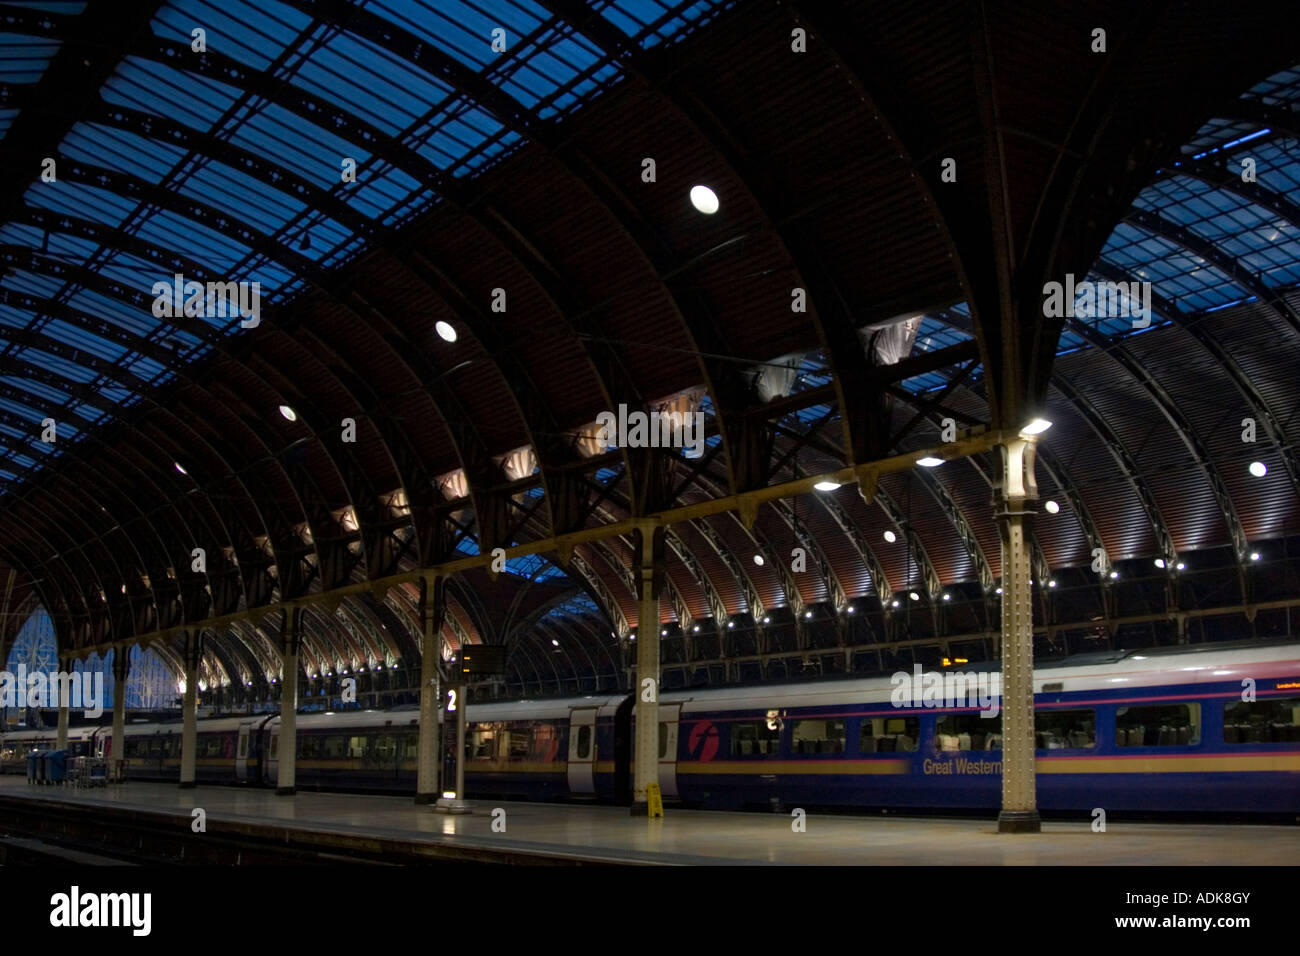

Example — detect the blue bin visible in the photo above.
[46,750,67,784]
[25,749,39,783]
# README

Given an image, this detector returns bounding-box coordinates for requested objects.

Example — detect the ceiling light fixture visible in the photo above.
[917,457,943,467]
[435,320,457,343]
[689,184,719,214]
[1020,418,1053,436]
[814,480,841,492]
[1249,461,1267,477]
[278,404,297,422]
[1044,500,1060,514]
[883,530,897,543]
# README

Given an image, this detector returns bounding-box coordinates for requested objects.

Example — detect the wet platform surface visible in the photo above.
[2,775,1296,865]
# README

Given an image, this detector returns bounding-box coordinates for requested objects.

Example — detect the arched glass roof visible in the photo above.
[0,0,736,488]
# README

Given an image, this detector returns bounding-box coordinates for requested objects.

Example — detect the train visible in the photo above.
[3,639,1298,815]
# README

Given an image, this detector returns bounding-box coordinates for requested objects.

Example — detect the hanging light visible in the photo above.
[916,457,943,468]
[814,480,841,492]
[689,185,719,214]
[1020,418,1053,436]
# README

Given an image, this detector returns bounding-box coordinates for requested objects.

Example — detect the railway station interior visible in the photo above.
[0,0,1298,887]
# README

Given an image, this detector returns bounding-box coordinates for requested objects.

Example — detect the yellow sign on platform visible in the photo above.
[646,782,664,818]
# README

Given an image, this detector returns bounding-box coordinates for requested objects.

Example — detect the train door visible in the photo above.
[567,707,598,795]
[613,695,634,805]
[235,723,251,782]
[266,726,279,787]
[658,703,682,797]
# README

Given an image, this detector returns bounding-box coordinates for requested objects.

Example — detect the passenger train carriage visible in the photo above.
[4,641,1298,815]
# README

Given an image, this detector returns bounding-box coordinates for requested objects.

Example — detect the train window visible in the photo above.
[506,726,531,760]
[347,735,368,758]
[1116,704,1200,747]
[576,725,592,759]
[860,716,920,753]
[933,714,1000,751]
[532,723,558,761]
[126,739,144,758]
[321,735,347,758]
[298,736,321,759]
[222,735,236,759]
[793,718,845,755]
[470,726,497,760]
[400,733,418,761]
[1224,697,1300,744]
[1035,709,1096,749]
[373,735,397,760]
[730,720,781,757]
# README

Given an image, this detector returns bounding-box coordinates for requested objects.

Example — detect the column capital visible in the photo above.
[182,629,204,671]
[280,607,303,657]
[110,646,129,682]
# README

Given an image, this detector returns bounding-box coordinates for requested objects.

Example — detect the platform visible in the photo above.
[2,776,1297,865]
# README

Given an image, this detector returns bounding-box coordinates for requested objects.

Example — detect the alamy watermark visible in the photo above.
[1042,273,1152,329]
[596,404,705,458]
[151,273,261,328]
[890,665,1001,717]
[49,886,151,936]
[0,665,105,718]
